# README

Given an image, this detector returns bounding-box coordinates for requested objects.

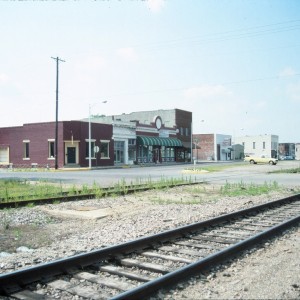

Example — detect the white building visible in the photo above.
[295,143,300,160]
[234,134,279,158]
[111,121,137,165]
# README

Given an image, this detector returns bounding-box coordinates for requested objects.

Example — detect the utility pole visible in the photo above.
[51,57,65,170]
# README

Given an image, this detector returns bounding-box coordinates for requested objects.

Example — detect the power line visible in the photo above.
[129,19,300,52]
[97,73,300,98]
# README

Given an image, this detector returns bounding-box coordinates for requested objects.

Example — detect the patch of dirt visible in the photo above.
[0,225,53,252]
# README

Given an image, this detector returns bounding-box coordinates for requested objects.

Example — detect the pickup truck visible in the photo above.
[244,155,278,165]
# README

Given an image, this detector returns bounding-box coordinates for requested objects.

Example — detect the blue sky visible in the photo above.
[1,0,300,142]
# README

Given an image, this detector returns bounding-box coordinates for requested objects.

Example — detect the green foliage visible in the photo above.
[0,176,201,205]
[92,182,104,199]
[220,181,279,197]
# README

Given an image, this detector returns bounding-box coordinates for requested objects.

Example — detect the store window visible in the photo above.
[23,140,30,159]
[185,127,189,136]
[128,139,136,162]
[85,141,95,158]
[100,140,110,159]
[0,146,9,164]
[48,140,55,159]
[114,141,124,163]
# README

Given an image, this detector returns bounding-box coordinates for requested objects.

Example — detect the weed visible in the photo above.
[220,181,279,197]
[13,229,22,240]
[82,184,89,194]
[1,209,11,230]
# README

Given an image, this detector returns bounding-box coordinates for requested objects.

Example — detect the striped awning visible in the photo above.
[137,136,183,147]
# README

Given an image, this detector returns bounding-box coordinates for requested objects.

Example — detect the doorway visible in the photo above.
[67,147,76,164]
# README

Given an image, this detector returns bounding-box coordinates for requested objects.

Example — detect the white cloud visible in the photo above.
[184,84,232,99]
[146,0,165,13]
[116,47,138,62]
[279,67,297,77]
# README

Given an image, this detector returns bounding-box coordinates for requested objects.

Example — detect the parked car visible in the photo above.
[282,155,294,160]
[244,155,278,165]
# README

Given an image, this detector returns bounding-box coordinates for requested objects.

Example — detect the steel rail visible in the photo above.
[0,182,200,209]
[111,215,300,300]
[0,194,299,295]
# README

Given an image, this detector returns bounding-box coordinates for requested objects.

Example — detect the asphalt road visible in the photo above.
[0,161,299,188]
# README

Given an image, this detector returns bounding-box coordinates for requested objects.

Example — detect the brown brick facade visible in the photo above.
[192,133,215,160]
[0,121,113,168]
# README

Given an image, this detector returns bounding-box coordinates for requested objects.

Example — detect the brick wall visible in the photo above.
[193,134,214,160]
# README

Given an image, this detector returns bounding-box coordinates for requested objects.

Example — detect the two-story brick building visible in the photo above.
[87,108,193,165]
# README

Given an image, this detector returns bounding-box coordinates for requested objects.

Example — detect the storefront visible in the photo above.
[136,136,183,164]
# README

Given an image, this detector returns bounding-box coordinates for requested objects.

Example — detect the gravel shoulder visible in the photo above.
[0,183,299,299]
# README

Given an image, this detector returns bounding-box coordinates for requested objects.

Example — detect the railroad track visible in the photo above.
[0,181,200,209]
[0,194,299,299]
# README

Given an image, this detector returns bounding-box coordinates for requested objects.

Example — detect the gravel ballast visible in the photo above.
[0,184,299,299]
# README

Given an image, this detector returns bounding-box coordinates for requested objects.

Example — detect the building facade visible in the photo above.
[0,121,114,168]
[0,109,193,168]
[296,143,300,160]
[89,108,193,165]
[278,143,296,159]
[192,133,233,161]
[234,134,279,158]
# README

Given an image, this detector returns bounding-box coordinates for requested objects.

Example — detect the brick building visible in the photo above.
[0,121,113,168]
[278,143,295,159]
[88,108,193,164]
[0,108,192,168]
[192,133,232,161]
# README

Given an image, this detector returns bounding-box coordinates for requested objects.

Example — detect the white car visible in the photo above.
[244,155,278,165]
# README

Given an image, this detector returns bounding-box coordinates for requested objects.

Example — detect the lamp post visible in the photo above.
[89,101,107,169]
[194,138,199,161]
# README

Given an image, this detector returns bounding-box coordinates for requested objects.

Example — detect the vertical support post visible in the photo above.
[51,57,65,170]
[89,104,92,169]
[55,58,59,170]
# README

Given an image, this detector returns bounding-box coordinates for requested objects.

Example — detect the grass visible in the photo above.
[0,176,195,204]
[1,176,295,207]
[0,180,70,202]
[220,181,280,197]
[149,181,284,205]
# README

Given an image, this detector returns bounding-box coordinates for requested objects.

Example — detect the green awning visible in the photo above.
[137,136,183,147]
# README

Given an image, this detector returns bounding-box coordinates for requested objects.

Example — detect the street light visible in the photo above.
[89,101,107,169]
[193,138,199,161]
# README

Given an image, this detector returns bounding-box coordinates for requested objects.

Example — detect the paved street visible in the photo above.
[0,161,299,188]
